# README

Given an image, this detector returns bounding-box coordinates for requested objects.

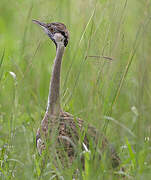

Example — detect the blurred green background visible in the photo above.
[0,0,151,179]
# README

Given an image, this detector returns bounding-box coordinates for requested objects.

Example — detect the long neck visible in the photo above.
[46,43,65,116]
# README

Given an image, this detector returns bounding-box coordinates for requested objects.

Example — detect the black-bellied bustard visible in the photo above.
[33,19,120,168]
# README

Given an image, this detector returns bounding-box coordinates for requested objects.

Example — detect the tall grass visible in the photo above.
[0,0,151,179]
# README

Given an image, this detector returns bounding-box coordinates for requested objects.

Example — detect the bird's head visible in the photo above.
[32,20,69,47]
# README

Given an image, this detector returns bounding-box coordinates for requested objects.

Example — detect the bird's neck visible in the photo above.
[46,43,65,116]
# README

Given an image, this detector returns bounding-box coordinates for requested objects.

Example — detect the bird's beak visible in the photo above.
[32,19,55,46]
[32,19,47,28]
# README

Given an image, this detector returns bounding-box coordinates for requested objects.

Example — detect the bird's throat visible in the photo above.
[46,44,65,116]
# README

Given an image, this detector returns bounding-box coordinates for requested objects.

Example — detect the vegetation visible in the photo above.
[0,0,151,179]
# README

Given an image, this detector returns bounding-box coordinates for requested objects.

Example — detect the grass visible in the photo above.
[0,0,151,179]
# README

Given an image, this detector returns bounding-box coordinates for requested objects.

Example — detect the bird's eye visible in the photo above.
[49,28,54,33]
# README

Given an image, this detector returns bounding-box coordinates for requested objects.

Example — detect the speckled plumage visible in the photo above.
[36,110,120,167]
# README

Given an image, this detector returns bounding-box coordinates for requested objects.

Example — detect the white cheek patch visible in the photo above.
[54,33,64,45]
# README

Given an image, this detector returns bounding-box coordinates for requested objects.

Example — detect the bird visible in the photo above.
[32,19,120,168]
